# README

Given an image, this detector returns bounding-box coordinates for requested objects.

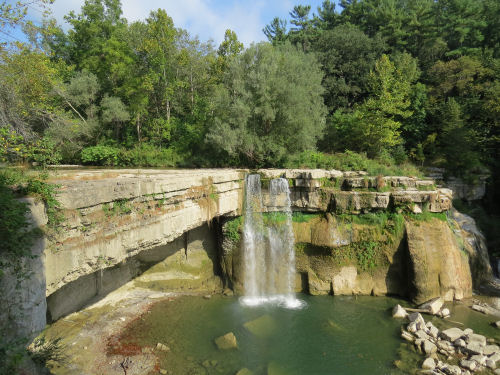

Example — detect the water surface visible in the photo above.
[112,294,411,375]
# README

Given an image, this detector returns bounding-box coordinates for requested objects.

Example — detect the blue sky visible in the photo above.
[3,0,335,47]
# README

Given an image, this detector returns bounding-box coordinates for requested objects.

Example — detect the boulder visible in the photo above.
[407,321,418,333]
[409,312,426,326]
[441,327,464,342]
[440,308,451,318]
[392,304,408,319]
[419,297,444,315]
[422,357,436,370]
[484,345,500,356]
[486,359,497,370]
[214,332,238,350]
[460,359,477,371]
[422,340,437,355]
[401,331,414,342]
[156,342,170,352]
[416,330,430,340]
[470,354,487,366]
[490,353,500,363]
[465,342,484,355]
[472,304,489,314]
[494,321,500,328]
[443,365,462,375]
[466,333,487,347]
[426,322,439,338]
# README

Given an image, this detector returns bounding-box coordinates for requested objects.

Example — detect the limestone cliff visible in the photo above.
[405,219,472,304]
[1,167,491,345]
[221,212,488,303]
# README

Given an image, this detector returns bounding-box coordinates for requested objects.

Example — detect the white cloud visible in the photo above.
[32,0,278,46]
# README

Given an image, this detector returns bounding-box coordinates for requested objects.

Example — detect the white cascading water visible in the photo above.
[241,174,266,301]
[240,175,304,309]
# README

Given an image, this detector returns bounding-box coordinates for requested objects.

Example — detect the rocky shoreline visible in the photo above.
[394,302,500,374]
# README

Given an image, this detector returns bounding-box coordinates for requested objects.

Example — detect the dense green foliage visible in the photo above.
[0,0,498,177]
[207,42,326,166]
[1,1,500,229]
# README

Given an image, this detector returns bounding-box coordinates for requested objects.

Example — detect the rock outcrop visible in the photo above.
[3,167,491,345]
[406,219,473,304]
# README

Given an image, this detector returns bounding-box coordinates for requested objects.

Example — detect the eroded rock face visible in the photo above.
[0,198,47,340]
[406,219,473,304]
[450,209,493,286]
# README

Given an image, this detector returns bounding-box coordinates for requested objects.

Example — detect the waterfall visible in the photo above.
[240,175,304,309]
[242,174,266,300]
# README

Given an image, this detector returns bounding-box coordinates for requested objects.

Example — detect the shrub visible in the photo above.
[284,150,422,177]
[118,144,180,167]
[81,145,120,166]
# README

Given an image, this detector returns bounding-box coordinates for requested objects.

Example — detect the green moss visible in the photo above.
[319,177,336,188]
[263,212,288,226]
[292,212,319,223]
[295,212,405,272]
[417,184,436,191]
[103,199,133,216]
[224,216,243,243]
[406,211,447,222]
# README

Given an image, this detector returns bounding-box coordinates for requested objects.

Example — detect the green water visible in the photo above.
[113,294,414,375]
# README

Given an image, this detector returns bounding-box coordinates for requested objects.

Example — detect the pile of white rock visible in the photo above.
[394,305,500,375]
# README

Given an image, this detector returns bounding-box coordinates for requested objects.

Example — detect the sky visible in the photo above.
[3,0,333,47]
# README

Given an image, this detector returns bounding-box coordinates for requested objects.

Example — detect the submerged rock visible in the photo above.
[156,342,170,352]
[243,315,277,339]
[236,369,254,375]
[267,362,289,375]
[214,332,238,350]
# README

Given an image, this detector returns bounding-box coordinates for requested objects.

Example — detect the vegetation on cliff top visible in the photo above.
[0,0,498,183]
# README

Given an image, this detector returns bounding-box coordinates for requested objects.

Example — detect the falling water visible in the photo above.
[240,175,304,309]
[267,178,303,308]
[241,174,266,302]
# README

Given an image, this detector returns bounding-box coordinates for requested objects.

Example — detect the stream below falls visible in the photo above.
[105,294,444,375]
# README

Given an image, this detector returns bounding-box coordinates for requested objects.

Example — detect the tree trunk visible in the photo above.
[136,114,142,143]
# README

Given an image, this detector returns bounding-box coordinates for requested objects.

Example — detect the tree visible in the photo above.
[214,29,243,78]
[206,42,326,166]
[0,0,53,28]
[327,53,417,156]
[263,17,287,45]
[288,5,316,52]
[100,95,129,140]
[314,0,338,30]
[314,24,386,111]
